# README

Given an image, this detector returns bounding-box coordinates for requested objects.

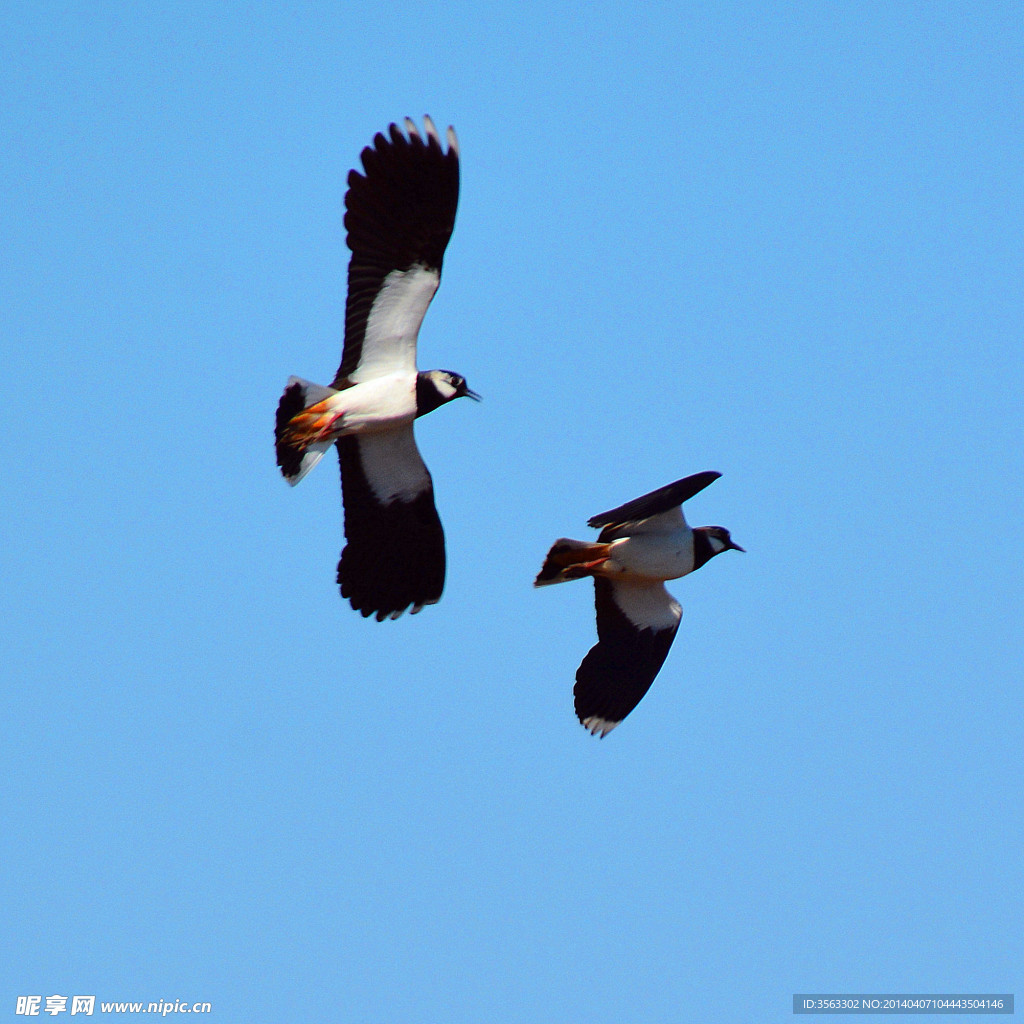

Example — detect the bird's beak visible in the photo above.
[463,387,482,402]
[730,540,746,552]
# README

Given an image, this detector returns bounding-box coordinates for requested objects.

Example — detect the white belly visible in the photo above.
[331,372,417,435]
[607,531,694,582]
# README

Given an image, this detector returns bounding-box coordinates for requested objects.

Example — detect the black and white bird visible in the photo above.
[275,116,478,621]
[535,471,743,737]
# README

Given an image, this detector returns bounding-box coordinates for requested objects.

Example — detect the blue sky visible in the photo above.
[2,2,1021,1021]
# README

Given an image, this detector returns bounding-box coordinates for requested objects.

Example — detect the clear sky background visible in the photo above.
[2,2,1021,1021]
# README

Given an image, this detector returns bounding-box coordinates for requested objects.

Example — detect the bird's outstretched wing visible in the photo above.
[573,578,682,736]
[335,430,445,621]
[334,116,460,387]
[587,471,721,530]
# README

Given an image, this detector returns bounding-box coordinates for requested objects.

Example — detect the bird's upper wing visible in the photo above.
[335,429,445,621]
[334,117,460,387]
[587,471,721,530]
[596,506,687,542]
[573,577,682,737]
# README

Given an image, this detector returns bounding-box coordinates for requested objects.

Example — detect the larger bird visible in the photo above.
[275,117,478,621]
[535,472,743,736]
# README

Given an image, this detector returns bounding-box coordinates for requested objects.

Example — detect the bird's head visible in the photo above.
[694,525,745,559]
[416,370,481,416]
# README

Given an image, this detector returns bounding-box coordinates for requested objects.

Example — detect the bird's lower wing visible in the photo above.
[336,428,445,620]
[574,578,682,737]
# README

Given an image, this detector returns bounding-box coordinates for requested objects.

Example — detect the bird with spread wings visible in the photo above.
[275,117,478,621]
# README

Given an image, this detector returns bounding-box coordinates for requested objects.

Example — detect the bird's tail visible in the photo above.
[275,377,340,486]
[534,539,613,586]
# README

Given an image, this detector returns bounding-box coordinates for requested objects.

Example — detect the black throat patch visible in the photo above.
[691,528,716,571]
[415,372,453,418]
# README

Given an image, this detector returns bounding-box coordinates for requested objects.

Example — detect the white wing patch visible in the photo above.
[351,264,440,382]
[608,580,682,633]
[355,426,431,504]
[627,506,688,535]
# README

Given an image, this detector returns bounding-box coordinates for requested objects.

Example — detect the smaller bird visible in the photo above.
[535,471,743,737]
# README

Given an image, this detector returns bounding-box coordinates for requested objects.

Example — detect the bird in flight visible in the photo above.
[275,116,478,621]
[535,471,743,736]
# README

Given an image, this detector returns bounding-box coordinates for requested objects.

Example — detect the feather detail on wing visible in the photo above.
[573,578,682,736]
